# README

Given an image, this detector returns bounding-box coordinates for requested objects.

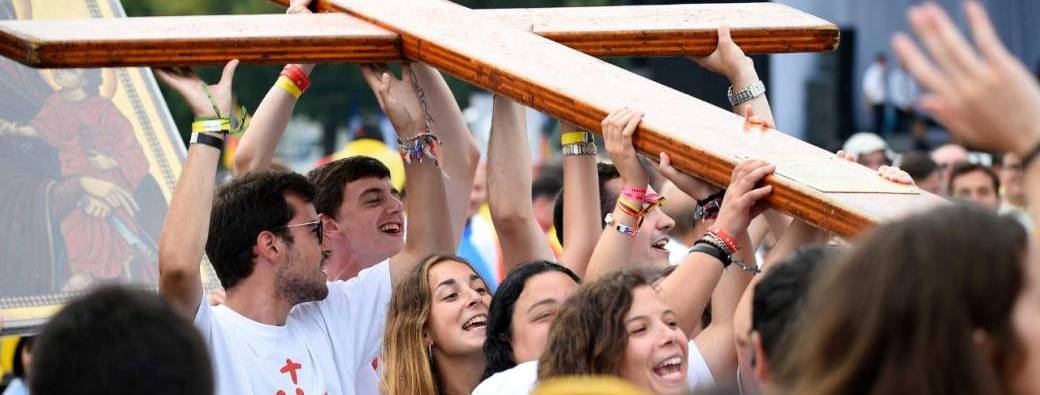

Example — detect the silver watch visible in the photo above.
[727,80,766,107]
[562,142,597,156]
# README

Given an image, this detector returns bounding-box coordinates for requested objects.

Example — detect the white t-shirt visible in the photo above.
[472,340,716,395]
[195,260,392,395]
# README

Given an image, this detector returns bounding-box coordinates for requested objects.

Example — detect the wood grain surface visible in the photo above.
[0,2,838,67]
[322,0,942,237]
[0,13,400,67]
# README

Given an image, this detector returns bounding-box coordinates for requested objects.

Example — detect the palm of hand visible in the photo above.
[383,82,424,137]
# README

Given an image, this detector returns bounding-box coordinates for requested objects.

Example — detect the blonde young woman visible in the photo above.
[381,254,492,395]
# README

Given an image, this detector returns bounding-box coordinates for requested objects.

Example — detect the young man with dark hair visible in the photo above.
[30,285,213,395]
[156,57,453,395]
[948,162,1001,211]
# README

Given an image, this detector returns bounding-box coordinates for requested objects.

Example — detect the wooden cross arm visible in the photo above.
[0,3,837,68]
[280,0,839,57]
[327,0,942,237]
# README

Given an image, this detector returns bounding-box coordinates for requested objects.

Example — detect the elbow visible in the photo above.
[487,201,530,232]
[232,151,254,176]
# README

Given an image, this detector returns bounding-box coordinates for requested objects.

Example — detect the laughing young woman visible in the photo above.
[381,254,491,395]
[538,269,708,394]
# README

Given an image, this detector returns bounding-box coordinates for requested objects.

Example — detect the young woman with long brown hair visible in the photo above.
[381,254,491,395]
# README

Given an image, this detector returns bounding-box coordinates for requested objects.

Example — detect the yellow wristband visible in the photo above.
[276,76,303,99]
[191,119,230,133]
[561,131,592,146]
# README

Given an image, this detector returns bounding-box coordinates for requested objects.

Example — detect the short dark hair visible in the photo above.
[483,260,580,379]
[207,170,315,289]
[552,163,620,246]
[307,156,391,218]
[30,285,213,395]
[948,162,1000,195]
[752,246,835,362]
[11,336,34,378]
[532,164,563,200]
[898,151,938,182]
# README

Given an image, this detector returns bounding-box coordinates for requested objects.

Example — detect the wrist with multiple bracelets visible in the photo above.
[277,64,311,100]
[607,186,666,238]
[689,228,760,273]
[188,75,259,151]
[561,130,597,156]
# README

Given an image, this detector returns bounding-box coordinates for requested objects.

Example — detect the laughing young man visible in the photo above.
[157,58,454,395]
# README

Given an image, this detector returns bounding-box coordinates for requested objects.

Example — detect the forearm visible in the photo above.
[729,58,774,124]
[709,234,755,329]
[658,248,728,334]
[559,140,601,277]
[159,140,221,317]
[487,95,553,271]
[585,203,641,281]
[392,137,454,283]
[410,63,479,246]
[233,64,314,175]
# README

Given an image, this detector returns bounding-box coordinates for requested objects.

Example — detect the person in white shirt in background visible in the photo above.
[888,62,919,136]
[862,53,889,135]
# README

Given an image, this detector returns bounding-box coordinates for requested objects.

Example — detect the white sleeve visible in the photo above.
[322,260,393,363]
[193,291,214,344]
[687,341,716,391]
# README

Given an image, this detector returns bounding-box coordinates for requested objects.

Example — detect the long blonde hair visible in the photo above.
[381,254,475,395]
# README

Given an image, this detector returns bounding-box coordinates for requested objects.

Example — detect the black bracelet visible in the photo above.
[1021,139,1040,171]
[690,240,732,269]
[190,132,224,151]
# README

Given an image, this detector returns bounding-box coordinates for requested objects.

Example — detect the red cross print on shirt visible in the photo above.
[275,358,326,395]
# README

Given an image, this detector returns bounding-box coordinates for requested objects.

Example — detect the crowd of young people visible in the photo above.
[8,1,1040,395]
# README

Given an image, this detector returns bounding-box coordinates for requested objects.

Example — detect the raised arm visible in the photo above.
[156,61,238,318]
[893,1,1040,224]
[486,95,554,271]
[558,121,602,277]
[657,159,774,385]
[361,64,454,284]
[691,25,774,125]
[409,63,481,247]
[585,108,648,280]
[233,2,315,175]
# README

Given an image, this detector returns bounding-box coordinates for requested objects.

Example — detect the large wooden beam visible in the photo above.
[280,0,839,57]
[0,3,838,68]
[327,0,941,237]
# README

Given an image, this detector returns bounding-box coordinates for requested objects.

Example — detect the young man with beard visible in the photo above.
[156,57,453,395]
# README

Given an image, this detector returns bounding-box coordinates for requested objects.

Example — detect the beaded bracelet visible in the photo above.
[398,133,443,166]
[707,228,739,253]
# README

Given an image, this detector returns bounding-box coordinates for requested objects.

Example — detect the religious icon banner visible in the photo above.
[0,0,189,335]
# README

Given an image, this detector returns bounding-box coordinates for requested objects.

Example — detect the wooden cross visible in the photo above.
[0,0,941,237]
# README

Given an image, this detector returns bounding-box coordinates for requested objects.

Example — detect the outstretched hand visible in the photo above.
[361,64,426,138]
[714,160,775,237]
[155,60,238,118]
[892,1,1040,154]
[602,108,648,188]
